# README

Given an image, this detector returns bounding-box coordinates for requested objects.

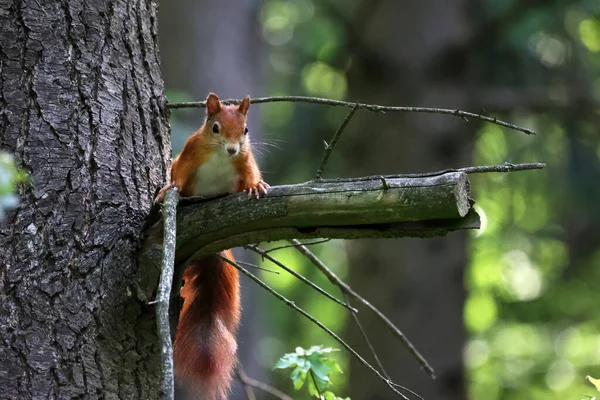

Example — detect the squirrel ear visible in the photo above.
[238,95,250,116]
[206,93,221,117]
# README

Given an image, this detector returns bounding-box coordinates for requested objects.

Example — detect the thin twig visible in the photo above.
[167,96,536,135]
[458,162,546,174]
[291,239,436,379]
[236,366,256,400]
[316,105,359,179]
[237,367,294,400]
[235,260,280,275]
[218,254,415,399]
[314,162,546,184]
[263,239,331,254]
[155,187,179,400]
[344,293,391,380]
[246,245,358,314]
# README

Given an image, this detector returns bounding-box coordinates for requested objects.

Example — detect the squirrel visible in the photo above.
[155,93,268,399]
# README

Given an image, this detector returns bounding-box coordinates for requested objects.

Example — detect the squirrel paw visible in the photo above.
[154,182,179,205]
[246,180,269,199]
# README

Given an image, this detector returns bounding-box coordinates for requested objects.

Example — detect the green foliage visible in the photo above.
[274,346,349,399]
[466,5,600,398]
[255,240,350,392]
[579,18,600,52]
[0,152,27,219]
[468,110,600,398]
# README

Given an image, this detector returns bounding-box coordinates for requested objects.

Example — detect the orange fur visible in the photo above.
[174,251,240,400]
[156,93,268,399]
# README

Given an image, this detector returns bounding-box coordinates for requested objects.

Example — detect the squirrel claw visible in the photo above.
[246,180,269,199]
[154,182,180,204]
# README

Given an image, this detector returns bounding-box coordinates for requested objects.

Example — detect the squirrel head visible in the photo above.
[205,93,251,157]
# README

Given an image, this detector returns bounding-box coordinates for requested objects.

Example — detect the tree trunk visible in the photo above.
[0,0,170,398]
[341,1,473,399]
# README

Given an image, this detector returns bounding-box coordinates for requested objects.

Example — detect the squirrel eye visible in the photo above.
[244,126,248,135]
[212,123,220,133]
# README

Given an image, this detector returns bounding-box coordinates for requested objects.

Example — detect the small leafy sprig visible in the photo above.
[274,346,350,400]
[0,152,27,219]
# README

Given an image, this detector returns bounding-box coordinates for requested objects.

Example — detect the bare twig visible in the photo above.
[315,162,546,184]
[155,187,179,400]
[236,366,256,400]
[218,254,416,399]
[316,105,359,179]
[246,245,358,314]
[235,260,280,275]
[237,367,294,400]
[458,162,546,174]
[344,293,390,380]
[167,96,535,135]
[263,239,331,254]
[291,239,436,379]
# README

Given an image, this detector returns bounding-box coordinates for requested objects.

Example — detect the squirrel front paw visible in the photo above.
[246,180,269,199]
[154,181,179,205]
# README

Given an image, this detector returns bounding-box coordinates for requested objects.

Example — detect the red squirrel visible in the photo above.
[155,93,268,399]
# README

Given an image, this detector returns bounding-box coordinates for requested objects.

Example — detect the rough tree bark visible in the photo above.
[0,0,170,398]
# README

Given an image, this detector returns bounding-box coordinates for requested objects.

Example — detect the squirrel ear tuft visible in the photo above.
[238,95,250,116]
[206,93,221,117]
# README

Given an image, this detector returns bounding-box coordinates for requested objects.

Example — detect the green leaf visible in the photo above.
[588,376,600,391]
[307,375,317,397]
[0,151,28,220]
[323,359,343,374]
[323,391,350,400]
[310,358,332,383]
[291,366,307,390]
[275,347,346,397]
[307,374,325,398]
[274,353,300,370]
[324,391,336,400]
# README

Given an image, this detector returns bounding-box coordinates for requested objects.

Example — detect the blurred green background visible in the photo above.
[158,0,600,399]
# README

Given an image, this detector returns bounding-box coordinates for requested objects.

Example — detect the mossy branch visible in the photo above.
[137,170,480,300]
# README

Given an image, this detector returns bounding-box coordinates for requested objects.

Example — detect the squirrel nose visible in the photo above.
[227,147,237,156]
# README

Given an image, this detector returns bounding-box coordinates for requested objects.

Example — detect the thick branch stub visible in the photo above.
[137,172,477,301]
[155,187,178,400]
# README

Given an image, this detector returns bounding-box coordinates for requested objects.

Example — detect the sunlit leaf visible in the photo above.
[301,62,347,99]
[275,346,347,397]
[307,374,319,397]
[587,376,600,391]
[0,152,28,220]
[579,19,600,52]
[292,370,307,390]
[464,292,498,333]
[274,353,300,370]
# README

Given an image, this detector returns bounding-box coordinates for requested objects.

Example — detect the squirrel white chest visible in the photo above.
[192,152,239,197]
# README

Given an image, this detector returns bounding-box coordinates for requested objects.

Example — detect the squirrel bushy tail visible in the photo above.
[174,250,241,400]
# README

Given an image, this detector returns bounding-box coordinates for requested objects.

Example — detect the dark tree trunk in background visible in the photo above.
[341,1,473,399]
[158,1,266,398]
[0,0,170,398]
